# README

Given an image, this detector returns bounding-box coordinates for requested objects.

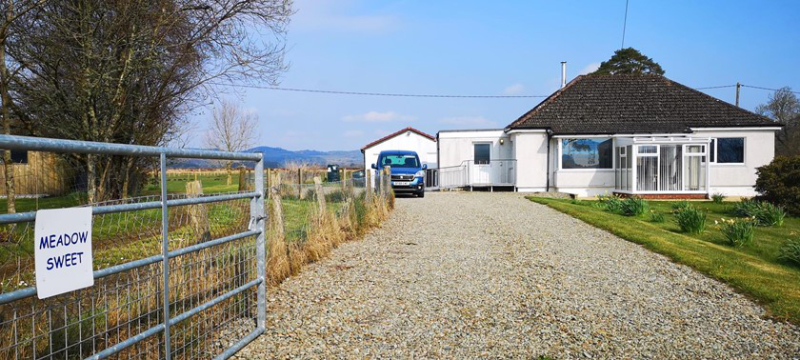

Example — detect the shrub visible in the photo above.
[732,199,786,227]
[596,195,647,216]
[716,218,755,247]
[753,202,786,227]
[779,238,800,266]
[649,211,665,223]
[711,193,725,203]
[755,155,800,216]
[674,206,707,234]
[597,194,624,214]
[733,199,760,217]
[619,197,648,216]
[671,200,690,212]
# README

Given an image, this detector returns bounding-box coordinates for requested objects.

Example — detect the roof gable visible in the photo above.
[506,75,779,134]
[360,127,436,151]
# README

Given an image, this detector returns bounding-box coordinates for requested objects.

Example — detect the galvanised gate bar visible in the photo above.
[0,135,266,359]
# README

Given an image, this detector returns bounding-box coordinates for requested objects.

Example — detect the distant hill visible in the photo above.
[169,146,362,169]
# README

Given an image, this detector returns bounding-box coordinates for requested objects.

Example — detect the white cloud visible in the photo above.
[342,111,416,123]
[579,62,601,75]
[343,130,364,137]
[440,116,496,127]
[293,0,399,33]
[503,83,525,95]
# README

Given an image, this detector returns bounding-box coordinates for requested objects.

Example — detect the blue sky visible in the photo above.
[194,0,800,151]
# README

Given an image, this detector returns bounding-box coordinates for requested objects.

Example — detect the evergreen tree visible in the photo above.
[593,48,665,76]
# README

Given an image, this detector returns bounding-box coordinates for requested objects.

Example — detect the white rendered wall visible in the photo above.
[510,131,548,191]
[437,130,511,168]
[691,128,777,197]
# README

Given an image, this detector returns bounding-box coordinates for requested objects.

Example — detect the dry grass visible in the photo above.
[265,191,392,287]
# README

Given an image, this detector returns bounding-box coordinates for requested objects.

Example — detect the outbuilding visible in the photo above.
[361,127,438,188]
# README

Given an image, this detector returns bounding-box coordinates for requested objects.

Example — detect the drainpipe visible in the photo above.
[561,61,567,89]
[546,129,552,192]
[436,133,440,190]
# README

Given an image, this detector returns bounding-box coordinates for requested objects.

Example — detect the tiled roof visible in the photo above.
[506,75,780,134]
[360,127,436,151]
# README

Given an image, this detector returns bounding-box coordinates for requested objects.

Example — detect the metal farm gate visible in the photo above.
[0,135,267,359]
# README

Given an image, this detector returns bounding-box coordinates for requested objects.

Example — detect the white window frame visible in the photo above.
[472,142,492,165]
[710,137,746,166]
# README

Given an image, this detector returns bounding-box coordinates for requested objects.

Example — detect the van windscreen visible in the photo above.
[380,155,419,168]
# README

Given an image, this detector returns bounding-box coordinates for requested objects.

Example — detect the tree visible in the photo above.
[592,47,665,76]
[204,100,258,185]
[756,87,800,156]
[6,0,291,203]
[0,0,44,214]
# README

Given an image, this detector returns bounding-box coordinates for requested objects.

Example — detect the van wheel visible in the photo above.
[417,191,425,198]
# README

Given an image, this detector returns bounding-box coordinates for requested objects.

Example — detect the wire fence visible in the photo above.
[0,135,265,360]
[0,140,393,359]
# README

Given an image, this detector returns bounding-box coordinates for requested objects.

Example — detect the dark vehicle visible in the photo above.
[352,170,365,187]
[372,150,426,197]
[327,164,340,182]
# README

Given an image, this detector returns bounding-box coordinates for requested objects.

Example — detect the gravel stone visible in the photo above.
[236,192,800,359]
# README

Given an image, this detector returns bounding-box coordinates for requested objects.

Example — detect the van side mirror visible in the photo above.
[371,163,377,170]
[422,164,427,170]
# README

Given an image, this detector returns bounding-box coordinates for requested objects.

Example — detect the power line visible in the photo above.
[207,82,549,98]
[208,81,798,99]
[621,0,630,49]
[741,84,800,94]
[694,85,737,90]
[694,84,800,95]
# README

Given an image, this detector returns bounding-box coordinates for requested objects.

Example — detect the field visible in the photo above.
[528,197,800,325]
[0,172,346,290]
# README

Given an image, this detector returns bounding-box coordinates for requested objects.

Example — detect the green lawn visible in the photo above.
[142,173,243,195]
[528,197,800,325]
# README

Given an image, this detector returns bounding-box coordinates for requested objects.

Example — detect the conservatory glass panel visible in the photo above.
[684,145,707,191]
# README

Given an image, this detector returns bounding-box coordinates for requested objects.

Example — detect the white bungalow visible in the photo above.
[436,74,781,198]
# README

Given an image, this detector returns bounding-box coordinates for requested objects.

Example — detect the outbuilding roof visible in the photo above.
[506,75,780,135]
[360,127,436,152]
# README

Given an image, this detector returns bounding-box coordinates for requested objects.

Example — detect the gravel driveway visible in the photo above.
[238,192,800,359]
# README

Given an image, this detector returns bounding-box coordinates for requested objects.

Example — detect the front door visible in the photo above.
[472,143,491,185]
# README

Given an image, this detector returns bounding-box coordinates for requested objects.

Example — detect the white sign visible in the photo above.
[34,207,94,299]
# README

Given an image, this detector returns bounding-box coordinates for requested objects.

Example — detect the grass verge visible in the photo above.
[527,197,800,325]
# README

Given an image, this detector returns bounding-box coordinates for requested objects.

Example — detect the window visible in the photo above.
[716,137,744,164]
[473,143,490,165]
[7,150,27,164]
[638,145,658,154]
[561,138,613,169]
[709,139,716,162]
[380,154,419,168]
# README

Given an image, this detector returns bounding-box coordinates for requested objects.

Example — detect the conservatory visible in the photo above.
[614,136,711,195]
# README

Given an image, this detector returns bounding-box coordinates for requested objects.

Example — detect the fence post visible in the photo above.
[159,153,172,360]
[365,169,372,203]
[313,176,326,215]
[297,168,302,199]
[341,169,347,193]
[378,167,384,199]
[254,156,267,329]
[268,173,284,241]
[382,166,391,199]
[186,180,211,242]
